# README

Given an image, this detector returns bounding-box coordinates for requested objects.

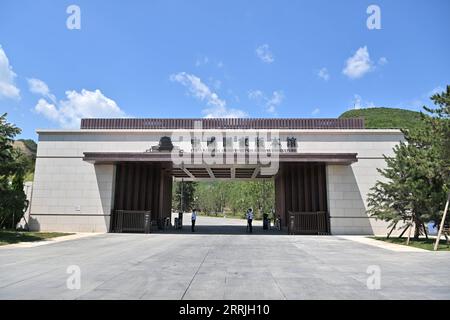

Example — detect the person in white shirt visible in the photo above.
[191,209,197,232]
[246,208,254,233]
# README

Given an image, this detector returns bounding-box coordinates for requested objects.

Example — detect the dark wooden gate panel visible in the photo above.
[275,163,329,234]
[288,211,328,235]
[111,210,151,233]
[111,162,172,233]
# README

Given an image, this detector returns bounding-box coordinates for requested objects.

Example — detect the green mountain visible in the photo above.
[13,139,37,157]
[339,107,423,129]
[13,139,37,182]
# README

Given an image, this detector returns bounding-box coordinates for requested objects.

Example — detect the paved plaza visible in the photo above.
[0,215,449,300]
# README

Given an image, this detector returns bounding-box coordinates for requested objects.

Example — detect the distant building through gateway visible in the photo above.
[29,118,403,235]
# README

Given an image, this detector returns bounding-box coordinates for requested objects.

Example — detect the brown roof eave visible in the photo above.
[83,151,358,165]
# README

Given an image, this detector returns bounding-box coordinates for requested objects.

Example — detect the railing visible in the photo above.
[80,118,365,130]
[111,210,152,233]
[288,211,329,235]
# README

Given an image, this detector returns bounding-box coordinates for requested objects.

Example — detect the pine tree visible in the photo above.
[367,86,449,239]
[424,85,450,180]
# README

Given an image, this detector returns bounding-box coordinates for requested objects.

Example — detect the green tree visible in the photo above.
[0,113,28,229]
[194,182,213,214]
[213,181,229,214]
[424,86,450,179]
[172,180,197,212]
[227,182,249,216]
[223,180,275,219]
[193,181,228,215]
[367,86,450,239]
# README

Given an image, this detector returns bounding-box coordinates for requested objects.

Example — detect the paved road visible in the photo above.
[0,215,449,299]
[167,213,271,234]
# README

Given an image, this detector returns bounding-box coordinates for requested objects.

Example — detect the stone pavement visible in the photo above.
[0,215,449,299]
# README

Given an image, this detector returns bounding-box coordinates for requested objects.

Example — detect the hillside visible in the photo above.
[13,139,37,182]
[339,107,423,129]
[13,139,37,157]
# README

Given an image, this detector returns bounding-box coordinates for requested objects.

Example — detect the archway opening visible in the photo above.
[170,179,278,235]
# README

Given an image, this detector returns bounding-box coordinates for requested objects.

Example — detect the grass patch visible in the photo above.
[0,230,73,246]
[373,236,450,251]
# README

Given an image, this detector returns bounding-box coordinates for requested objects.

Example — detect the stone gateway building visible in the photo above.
[29,118,403,235]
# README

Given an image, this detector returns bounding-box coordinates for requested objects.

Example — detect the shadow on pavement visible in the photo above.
[153,225,286,235]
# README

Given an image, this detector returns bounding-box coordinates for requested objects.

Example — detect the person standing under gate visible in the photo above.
[191,209,197,232]
[246,208,254,233]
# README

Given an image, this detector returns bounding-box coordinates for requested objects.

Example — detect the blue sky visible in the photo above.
[0,0,449,139]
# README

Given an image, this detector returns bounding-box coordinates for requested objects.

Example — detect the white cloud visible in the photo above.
[28,78,49,96]
[350,94,382,110]
[256,44,274,63]
[195,56,225,69]
[248,89,264,101]
[27,78,56,102]
[195,56,209,67]
[34,99,59,121]
[378,57,388,66]
[203,105,248,118]
[34,89,126,128]
[352,94,362,109]
[311,108,320,115]
[248,89,284,114]
[0,45,20,99]
[170,72,246,118]
[317,68,330,81]
[343,46,373,79]
[266,91,284,113]
[170,72,226,108]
